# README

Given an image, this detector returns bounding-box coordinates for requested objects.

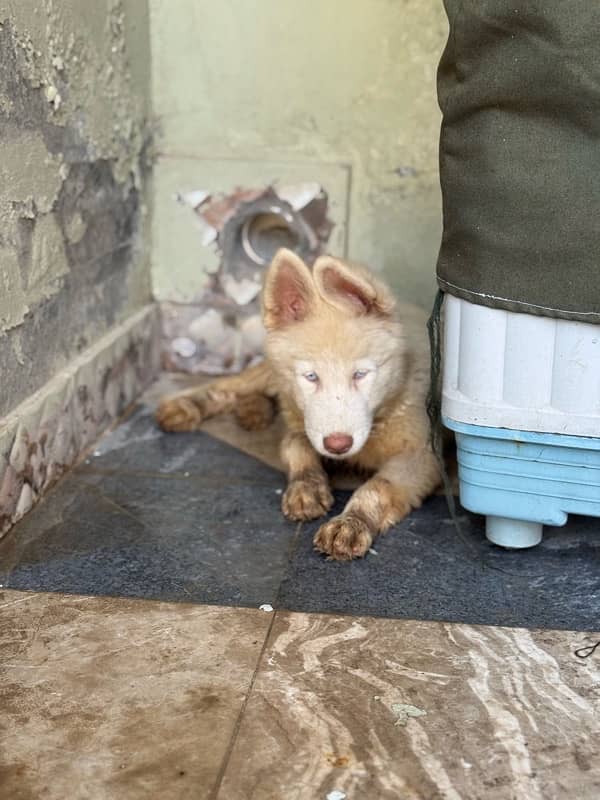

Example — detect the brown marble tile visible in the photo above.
[217,613,600,800]
[0,590,272,800]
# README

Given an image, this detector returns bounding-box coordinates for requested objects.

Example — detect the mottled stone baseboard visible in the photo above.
[0,305,161,538]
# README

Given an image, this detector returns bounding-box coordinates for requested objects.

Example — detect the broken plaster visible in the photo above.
[163,182,332,375]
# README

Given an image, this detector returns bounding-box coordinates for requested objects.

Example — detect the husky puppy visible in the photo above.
[156,249,440,560]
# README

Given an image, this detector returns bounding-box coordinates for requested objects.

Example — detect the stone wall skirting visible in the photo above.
[0,305,161,538]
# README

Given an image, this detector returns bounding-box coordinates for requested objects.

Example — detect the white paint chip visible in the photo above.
[198,220,218,247]
[259,604,274,613]
[222,274,262,306]
[278,182,321,210]
[188,309,227,348]
[178,189,210,208]
[172,337,197,358]
[326,791,347,800]
[368,548,378,556]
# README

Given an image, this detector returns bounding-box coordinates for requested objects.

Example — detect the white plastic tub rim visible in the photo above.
[442,294,600,438]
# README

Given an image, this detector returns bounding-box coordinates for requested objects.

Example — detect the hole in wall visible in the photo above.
[162,183,333,375]
[241,211,299,265]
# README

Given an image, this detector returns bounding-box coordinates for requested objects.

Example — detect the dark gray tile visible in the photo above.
[278,495,600,631]
[0,410,292,606]
[2,405,599,630]
[82,406,282,485]
[2,479,292,605]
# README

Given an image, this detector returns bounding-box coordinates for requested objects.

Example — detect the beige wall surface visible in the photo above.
[150,0,448,307]
[0,0,152,417]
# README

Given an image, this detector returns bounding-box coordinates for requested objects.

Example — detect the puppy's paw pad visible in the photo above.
[155,396,203,432]
[313,514,373,561]
[282,478,333,521]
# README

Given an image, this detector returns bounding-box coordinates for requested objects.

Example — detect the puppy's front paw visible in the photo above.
[313,513,373,561]
[155,396,203,432]
[282,475,333,521]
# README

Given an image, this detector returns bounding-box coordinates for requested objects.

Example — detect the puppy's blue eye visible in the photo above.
[304,371,319,383]
[353,369,368,380]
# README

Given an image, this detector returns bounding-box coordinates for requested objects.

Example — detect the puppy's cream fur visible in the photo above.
[156,249,440,560]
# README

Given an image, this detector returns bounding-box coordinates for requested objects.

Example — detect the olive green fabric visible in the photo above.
[436,1,600,323]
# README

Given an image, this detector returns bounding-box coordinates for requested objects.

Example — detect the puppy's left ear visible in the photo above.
[313,256,395,316]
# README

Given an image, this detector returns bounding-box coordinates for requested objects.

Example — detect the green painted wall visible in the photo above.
[0,0,152,417]
[150,0,448,307]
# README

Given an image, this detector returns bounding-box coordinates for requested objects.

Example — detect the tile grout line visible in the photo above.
[208,609,278,800]
[209,521,302,799]
[74,469,281,487]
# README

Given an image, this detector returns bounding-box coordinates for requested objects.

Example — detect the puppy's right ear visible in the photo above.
[262,249,317,330]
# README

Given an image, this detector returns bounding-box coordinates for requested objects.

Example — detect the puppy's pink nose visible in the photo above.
[323,432,353,455]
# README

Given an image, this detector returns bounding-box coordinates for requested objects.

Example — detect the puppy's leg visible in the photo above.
[156,361,274,432]
[314,448,440,560]
[234,393,276,431]
[281,432,334,521]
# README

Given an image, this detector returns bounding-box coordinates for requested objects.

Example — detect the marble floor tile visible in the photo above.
[0,589,272,800]
[217,612,600,800]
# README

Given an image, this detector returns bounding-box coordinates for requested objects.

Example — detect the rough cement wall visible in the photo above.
[0,0,152,418]
[149,0,447,308]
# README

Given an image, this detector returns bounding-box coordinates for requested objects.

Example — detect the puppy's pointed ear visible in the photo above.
[313,256,395,316]
[262,249,317,330]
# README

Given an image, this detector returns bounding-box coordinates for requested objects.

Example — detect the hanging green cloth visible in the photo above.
[436,1,600,323]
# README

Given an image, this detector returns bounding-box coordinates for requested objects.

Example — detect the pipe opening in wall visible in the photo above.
[167,183,334,374]
[241,211,299,266]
